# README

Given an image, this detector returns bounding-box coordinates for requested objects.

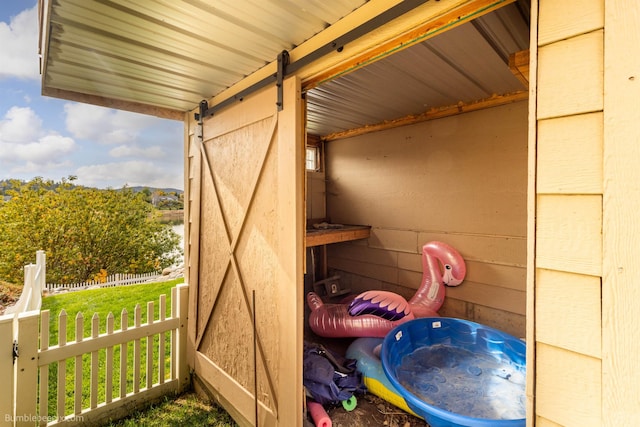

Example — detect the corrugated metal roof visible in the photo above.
[40,0,530,137]
[306,2,530,136]
[40,0,367,116]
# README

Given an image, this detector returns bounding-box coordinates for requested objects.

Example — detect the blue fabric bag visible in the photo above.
[303,341,366,405]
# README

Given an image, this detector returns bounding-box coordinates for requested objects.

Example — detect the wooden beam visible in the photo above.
[42,87,184,120]
[322,91,528,142]
[509,49,530,88]
[303,0,516,91]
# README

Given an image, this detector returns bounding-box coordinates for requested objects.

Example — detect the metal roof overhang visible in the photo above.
[38,0,530,137]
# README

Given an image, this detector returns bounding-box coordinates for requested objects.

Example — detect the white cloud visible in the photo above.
[0,6,39,80]
[109,144,165,159]
[0,105,41,142]
[0,106,77,170]
[12,133,76,163]
[64,103,162,144]
[12,159,73,174]
[75,160,182,189]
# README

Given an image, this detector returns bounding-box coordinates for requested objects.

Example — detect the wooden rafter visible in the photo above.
[322,90,528,142]
[303,0,517,91]
[509,49,531,89]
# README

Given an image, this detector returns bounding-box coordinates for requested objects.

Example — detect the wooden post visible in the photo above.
[176,284,189,392]
[105,313,114,404]
[119,309,128,399]
[74,313,84,415]
[90,313,99,409]
[56,310,67,420]
[0,314,14,427]
[14,310,39,427]
[158,294,166,385]
[133,305,141,394]
[36,250,46,298]
[146,302,154,390]
[39,311,50,427]
[170,287,177,381]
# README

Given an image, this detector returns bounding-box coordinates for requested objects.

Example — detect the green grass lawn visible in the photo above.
[42,279,239,426]
[104,392,237,426]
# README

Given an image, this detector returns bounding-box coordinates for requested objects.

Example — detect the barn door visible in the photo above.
[189,76,303,426]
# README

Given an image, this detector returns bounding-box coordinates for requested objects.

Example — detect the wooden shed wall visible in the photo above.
[601,0,640,423]
[533,1,604,425]
[325,101,528,338]
[533,0,640,425]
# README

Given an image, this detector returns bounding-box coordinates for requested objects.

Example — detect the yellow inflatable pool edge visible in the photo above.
[363,376,420,418]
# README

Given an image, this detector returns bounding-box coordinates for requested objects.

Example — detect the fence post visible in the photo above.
[0,314,14,427]
[35,251,45,297]
[176,284,189,392]
[14,310,39,427]
[24,264,41,313]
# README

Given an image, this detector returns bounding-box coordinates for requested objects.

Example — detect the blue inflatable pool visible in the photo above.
[381,318,526,427]
[346,337,421,418]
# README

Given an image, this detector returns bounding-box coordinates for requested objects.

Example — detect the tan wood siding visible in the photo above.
[533,0,608,425]
[536,343,602,427]
[536,195,602,276]
[326,101,528,336]
[537,113,603,194]
[536,417,563,427]
[535,269,601,358]
[537,30,603,120]
[537,0,604,46]
[602,0,640,424]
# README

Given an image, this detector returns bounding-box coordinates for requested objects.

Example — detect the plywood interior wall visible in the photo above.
[325,101,528,338]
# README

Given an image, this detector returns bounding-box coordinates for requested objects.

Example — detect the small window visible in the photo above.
[306,146,320,171]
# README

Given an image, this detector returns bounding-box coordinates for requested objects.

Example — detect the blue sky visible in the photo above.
[0,1,184,190]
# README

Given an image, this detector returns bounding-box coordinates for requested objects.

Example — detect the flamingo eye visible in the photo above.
[445,264,452,270]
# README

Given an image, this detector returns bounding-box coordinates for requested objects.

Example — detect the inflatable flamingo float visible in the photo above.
[307,241,466,338]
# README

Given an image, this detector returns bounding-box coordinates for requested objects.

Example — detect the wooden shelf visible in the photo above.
[305,225,371,247]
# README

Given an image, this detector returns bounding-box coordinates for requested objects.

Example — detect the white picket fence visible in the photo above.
[0,253,190,427]
[46,271,162,293]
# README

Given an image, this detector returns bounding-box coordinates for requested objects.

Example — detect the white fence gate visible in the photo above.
[0,252,189,427]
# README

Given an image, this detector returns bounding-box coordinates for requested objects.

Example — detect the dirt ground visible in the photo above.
[320,392,428,427]
[0,281,21,315]
[304,332,430,427]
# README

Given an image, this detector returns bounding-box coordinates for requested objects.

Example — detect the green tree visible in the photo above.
[0,177,182,284]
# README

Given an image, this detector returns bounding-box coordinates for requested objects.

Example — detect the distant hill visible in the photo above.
[129,186,184,194]
[0,180,183,196]
[0,180,184,210]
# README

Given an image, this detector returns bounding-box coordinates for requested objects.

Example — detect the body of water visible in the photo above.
[171,223,184,266]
